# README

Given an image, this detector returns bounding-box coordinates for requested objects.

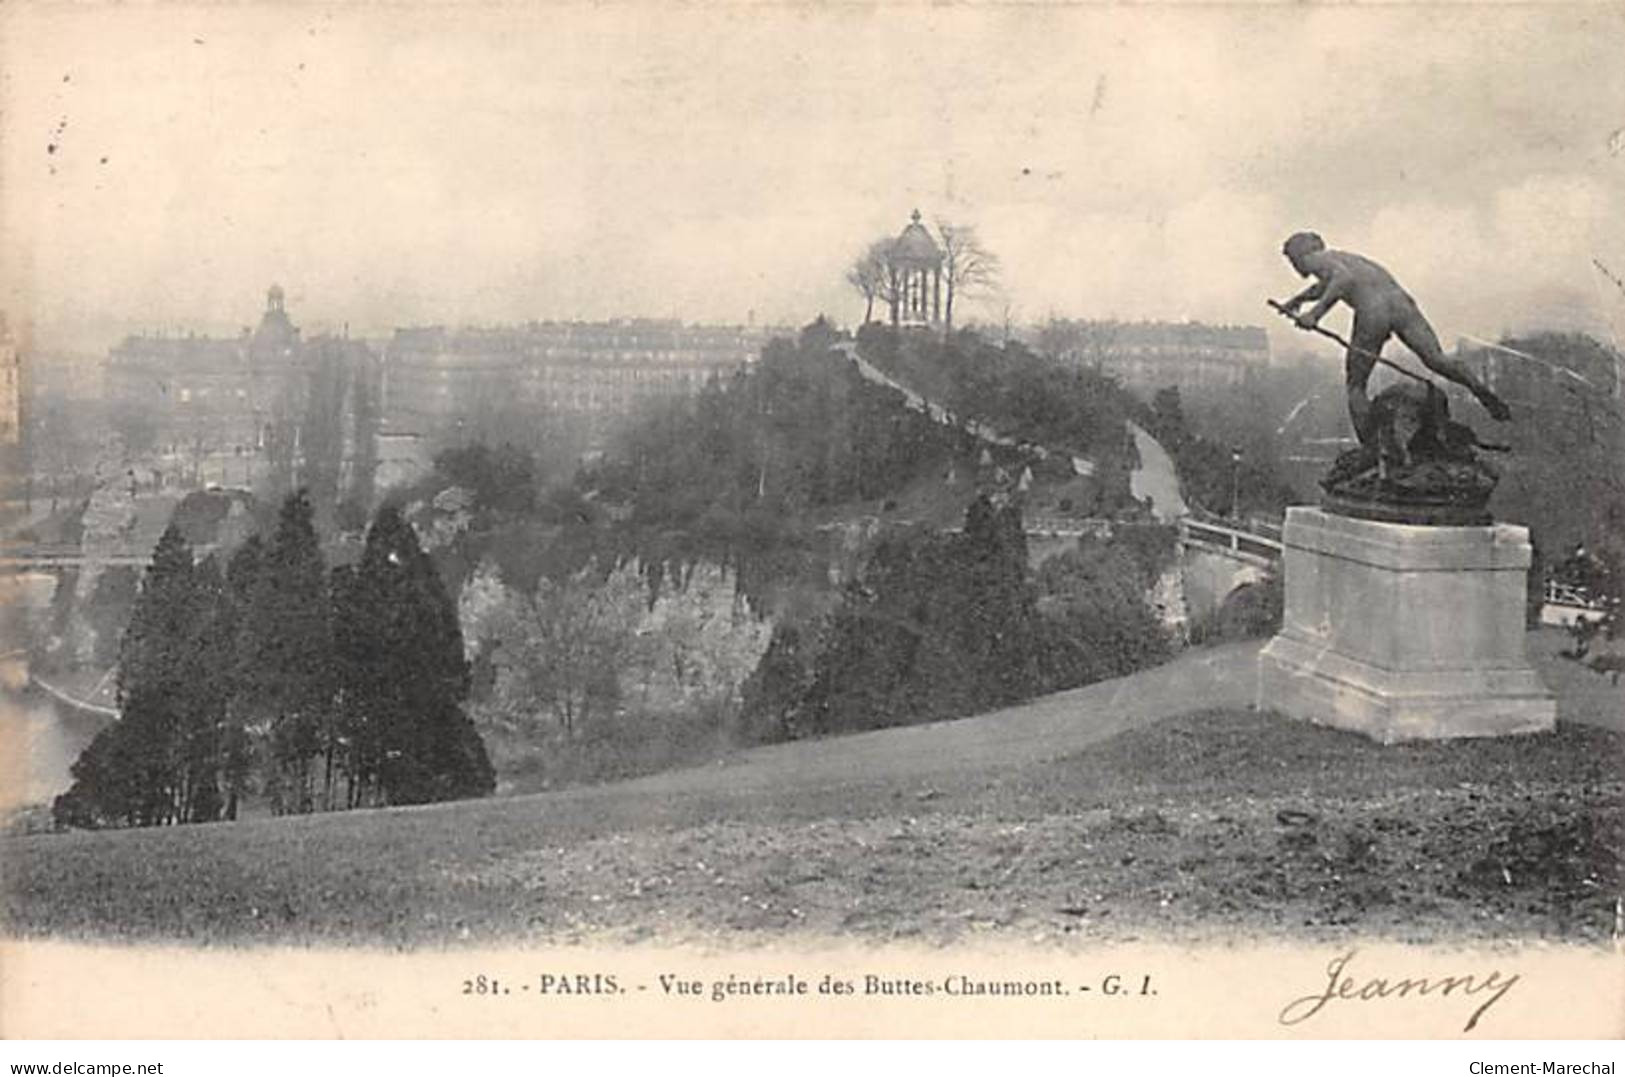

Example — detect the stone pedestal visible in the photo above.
[1257,507,1555,743]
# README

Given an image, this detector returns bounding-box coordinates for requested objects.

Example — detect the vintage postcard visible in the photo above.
[1,1,1622,1043]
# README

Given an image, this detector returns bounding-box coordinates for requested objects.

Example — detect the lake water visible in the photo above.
[1,572,101,811]
[1,671,100,808]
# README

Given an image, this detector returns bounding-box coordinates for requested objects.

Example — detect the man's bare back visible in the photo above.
[1298,249,1415,317]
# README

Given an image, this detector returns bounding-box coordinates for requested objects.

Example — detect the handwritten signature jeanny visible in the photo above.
[1279,949,1520,1033]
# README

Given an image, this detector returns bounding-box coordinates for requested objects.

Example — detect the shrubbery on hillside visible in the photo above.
[740,499,1175,740]
[856,323,1138,475]
[1033,529,1175,688]
[792,496,1042,735]
[590,319,971,603]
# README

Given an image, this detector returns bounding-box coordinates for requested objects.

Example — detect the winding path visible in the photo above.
[515,629,1602,814]
[832,341,1187,522]
[566,639,1264,805]
[1126,420,1188,522]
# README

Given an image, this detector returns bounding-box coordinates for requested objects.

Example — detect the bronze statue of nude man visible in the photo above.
[1278,232,1511,445]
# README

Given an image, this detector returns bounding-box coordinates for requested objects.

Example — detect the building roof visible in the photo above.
[893,209,941,266]
[1108,321,1269,352]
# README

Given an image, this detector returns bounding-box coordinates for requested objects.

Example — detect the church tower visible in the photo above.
[250,283,300,363]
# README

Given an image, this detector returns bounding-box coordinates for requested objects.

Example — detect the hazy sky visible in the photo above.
[3,4,1623,356]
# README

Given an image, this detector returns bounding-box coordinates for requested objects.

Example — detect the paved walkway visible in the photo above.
[599,639,1264,802]
[550,629,1612,811]
[1126,420,1188,521]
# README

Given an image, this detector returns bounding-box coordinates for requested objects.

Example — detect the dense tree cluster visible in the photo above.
[593,319,973,604]
[419,319,1150,617]
[1478,333,1625,572]
[566,321,1170,743]
[1032,520,1179,686]
[432,442,539,517]
[741,498,1173,740]
[800,496,1043,734]
[53,492,493,829]
[856,324,1139,471]
[412,319,1173,758]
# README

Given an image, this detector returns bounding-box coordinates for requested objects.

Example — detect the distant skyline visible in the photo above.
[3,4,1623,358]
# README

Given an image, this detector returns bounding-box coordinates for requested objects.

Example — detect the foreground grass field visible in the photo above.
[4,673,1620,948]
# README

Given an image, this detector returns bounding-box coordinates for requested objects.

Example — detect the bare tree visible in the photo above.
[845,240,891,325]
[936,220,1000,335]
[492,564,643,740]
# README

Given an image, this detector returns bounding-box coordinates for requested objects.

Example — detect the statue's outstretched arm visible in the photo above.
[1282,280,1325,312]
[1301,273,1351,326]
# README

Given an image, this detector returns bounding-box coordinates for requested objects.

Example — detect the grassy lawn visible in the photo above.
[4,694,1619,949]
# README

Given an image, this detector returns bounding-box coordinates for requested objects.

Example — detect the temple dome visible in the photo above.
[893,209,941,266]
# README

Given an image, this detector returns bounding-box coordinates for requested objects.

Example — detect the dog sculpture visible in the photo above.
[1367,381,1508,481]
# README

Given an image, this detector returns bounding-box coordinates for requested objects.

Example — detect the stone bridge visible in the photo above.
[1173,516,1283,628]
[1005,512,1283,632]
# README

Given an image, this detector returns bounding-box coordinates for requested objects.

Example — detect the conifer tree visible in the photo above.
[220,536,265,819]
[120,525,205,824]
[328,561,378,807]
[797,497,1047,736]
[957,495,1043,706]
[175,555,231,822]
[335,504,494,806]
[54,525,230,827]
[243,491,332,814]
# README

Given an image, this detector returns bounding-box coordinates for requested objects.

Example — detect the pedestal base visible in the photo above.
[1257,508,1555,744]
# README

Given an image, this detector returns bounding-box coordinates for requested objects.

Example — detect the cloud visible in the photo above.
[4,4,1622,352]
[1492,174,1615,262]
[1352,173,1624,341]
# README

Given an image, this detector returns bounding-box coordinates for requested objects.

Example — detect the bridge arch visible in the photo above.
[1173,516,1283,633]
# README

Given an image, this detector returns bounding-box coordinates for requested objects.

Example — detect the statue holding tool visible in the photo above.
[1271,232,1512,525]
